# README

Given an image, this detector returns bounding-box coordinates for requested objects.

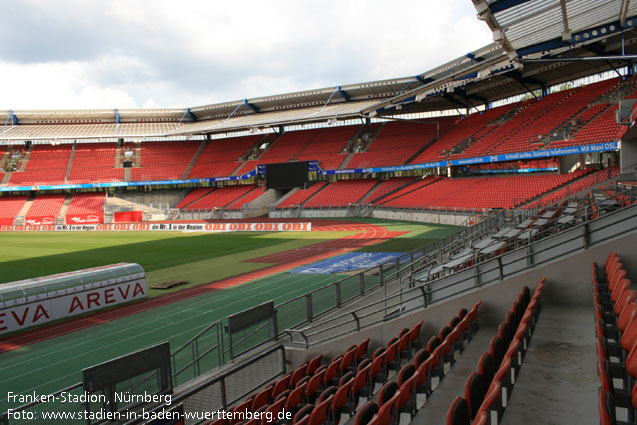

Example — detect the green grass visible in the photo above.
[0,217,459,414]
[0,231,354,287]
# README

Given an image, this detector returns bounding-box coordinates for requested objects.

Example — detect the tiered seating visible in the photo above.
[446,280,545,425]
[347,119,456,169]
[24,194,66,223]
[184,185,256,211]
[364,177,415,204]
[592,252,637,424]
[131,141,201,181]
[0,195,28,225]
[209,303,481,425]
[411,104,517,164]
[297,126,357,170]
[353,303,481,425]
[376,176,440,206]
[226,186,265,210]
[66,193,105,216]
[276,182,328,209]
[382,173,587,210]
[533,166,620,207]
[10,145,72,185]
[463,91,575,157]
[551,104,626,148]
[68,143,123,183]
[188,135,261,178]
[177,188,215,209]
[303,180,378,208]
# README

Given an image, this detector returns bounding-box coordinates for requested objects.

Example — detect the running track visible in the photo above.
[0,221,403,353]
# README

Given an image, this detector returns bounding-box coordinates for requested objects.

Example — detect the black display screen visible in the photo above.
[265,162,309,189]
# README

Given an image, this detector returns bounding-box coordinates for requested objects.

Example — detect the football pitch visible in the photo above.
[0,219,459,413]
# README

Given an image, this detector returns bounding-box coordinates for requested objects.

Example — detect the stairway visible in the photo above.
[56,194,73,224]
[64,143,76,183]
[183,140,207,178]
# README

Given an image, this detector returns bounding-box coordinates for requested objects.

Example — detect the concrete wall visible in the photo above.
[270,207,475,224]
[372,209,474,226]
[285,229,636,369]
[621,135,637,176]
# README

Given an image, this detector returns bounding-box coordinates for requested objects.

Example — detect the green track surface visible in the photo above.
[0,272,345,412]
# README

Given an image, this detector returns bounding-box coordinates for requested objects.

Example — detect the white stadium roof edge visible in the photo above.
[1,0,637,142]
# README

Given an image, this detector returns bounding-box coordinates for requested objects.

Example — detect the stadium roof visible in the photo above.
[1,0,637,142]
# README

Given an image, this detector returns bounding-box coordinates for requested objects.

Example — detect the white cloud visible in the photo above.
[0,0,492,110]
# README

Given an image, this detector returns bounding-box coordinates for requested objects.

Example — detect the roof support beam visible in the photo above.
[621,0,631,27]
[320,85,349,112]
[504,71,541,100]
[245,100,260,114]
[443,93,470,115]
[560,0,570,39]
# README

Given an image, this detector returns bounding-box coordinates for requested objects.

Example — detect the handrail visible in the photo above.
[284,196,636,347]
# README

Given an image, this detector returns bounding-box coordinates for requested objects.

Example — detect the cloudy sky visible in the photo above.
[0,0,493,110]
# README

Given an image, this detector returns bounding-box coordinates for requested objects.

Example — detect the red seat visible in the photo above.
[308,394,333,425]
[291,363,309,388]
[272,373,292,401]
[464,371,485,420]
[599,388,615,425]
[306,369,326,403]
[262,398,285,425]
[307,354,324,376]
[356,338,371,364]
[354,402,378,425]
[446,396,470,425]
[285,382,307,415]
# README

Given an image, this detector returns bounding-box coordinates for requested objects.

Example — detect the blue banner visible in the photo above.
[290,252,406,274]
[0,142,619,192]
[447,142,619,166]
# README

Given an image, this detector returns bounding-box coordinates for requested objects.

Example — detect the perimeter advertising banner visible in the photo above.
[0,222,312,232]
[0,280,147,335]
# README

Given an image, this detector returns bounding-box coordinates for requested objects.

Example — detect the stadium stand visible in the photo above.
[226,186,264,210]
[410,103,518,163]
[188,135,262,178]
[0,195,28,225]
[276,182,328,209]
[296,126,358,170]
[379,172,589,210]
[347,119,456,168]
[9,145,72,185]
[68,143,124,183]
[182,185,256,211]
[65,192,106,224]
[445,281,544,425]
[363,177,416,203]
[130,141,201,181]
[176,188,216,209]
[303,179,379,208]
[24,193,66,224]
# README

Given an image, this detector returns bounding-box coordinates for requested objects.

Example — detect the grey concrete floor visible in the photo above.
[500,305,597,425]
[410,326,497,425]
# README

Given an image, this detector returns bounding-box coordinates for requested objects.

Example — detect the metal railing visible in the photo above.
[284,198,637,347]
[124,345,287,425]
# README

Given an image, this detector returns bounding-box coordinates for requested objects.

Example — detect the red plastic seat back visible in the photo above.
[356,338,371,362]
[354,402,378,425]
[619,303,637,332]
[446,396,470,425]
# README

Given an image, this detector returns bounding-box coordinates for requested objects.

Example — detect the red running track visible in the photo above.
[0,221,402,352]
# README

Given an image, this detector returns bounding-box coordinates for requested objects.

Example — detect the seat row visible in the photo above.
[204,302,480,425]
[593,252,637,424]
[354,301,482,425]
[446,279,545,425]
